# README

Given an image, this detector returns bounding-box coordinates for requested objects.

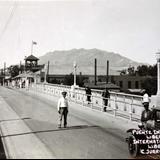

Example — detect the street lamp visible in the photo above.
[71,61,79,98]
[156,52,160,106]
[73,61,77,86]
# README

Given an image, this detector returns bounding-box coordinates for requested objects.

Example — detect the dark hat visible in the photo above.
[62,91,67,95]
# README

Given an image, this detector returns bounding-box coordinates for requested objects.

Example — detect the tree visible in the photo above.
[120,66,136,76]
[137,65,149,76]
[148,64,157,77]
[8,65,20,78]
[127,66,136,76]
[120,69,127,76]
[141,77,157,96]
[120,64,157,77]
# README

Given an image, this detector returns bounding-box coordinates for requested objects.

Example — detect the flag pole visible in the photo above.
[31,41,33,55]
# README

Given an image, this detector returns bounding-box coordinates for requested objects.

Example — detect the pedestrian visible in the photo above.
[141,102,153,129]
[102,88,110,112]
[141,90,153,129]
[57,91,69,128]
[19,80,22,89]
[85,87,92,104]
[142,90,150,107]
[25,79,29,90]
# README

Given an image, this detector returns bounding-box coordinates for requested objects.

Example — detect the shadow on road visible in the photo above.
[1,125,99,138]
[60,125,98,130]
[0,136,6,159]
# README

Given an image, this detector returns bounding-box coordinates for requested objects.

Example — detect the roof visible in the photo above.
[84,82,120,90]
[13,72,35,79]
[25,55,39,61]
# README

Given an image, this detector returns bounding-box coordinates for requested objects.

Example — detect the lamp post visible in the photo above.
[44,64,47,83]
[73,61,77,87]
[71,61,78,98]
[156,52,160,106]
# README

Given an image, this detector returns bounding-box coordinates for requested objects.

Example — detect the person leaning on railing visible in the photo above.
[102,88,110,112]
[85,87,92,104]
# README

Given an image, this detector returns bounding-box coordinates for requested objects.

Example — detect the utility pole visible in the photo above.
[24,56,27,73]
[106,60,109,84]
[73,61,77,86]
[46,61,50,83]
[19,61,22,74]
[94,58,97,86]
[3,62,6,86]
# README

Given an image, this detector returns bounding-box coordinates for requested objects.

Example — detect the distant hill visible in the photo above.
[39,48,144,75]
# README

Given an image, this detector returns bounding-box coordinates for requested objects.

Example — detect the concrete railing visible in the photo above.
[29,83,145,122]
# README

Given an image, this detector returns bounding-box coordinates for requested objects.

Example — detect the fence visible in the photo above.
[29,83,145,122]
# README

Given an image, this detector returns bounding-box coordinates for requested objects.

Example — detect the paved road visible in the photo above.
[0,87,134,159]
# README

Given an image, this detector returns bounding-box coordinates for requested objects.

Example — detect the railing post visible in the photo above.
[82,93,84,106]
[53,87,55,96]
[75,92,77,103]
[124,95,126,111]
[91,95,93,109]
[130,97,134,121]
[114,94,117,117]
[101,97,104,112]
[69,91,71,102]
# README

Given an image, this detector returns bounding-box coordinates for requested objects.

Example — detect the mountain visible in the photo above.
[38,48,144,75]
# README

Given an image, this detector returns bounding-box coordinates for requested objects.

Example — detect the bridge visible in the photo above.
[0,83,159,159]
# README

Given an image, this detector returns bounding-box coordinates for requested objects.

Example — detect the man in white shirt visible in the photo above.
[57,91,69,128]
[143,93,149,103]
[141,91,153,129]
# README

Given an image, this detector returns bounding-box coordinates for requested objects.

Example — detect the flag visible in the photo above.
[32,41,37,45]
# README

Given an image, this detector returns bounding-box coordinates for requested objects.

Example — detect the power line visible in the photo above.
[0,1,18,42]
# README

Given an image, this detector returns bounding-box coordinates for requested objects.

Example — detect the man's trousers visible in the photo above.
[59,107,68,127]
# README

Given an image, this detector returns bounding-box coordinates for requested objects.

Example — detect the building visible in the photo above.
[24,55,44,73]
[47,74,66,84]
[84,82,120,91]
[87,75,152,93]
[110,75,148,91]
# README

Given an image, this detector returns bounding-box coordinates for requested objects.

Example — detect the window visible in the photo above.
[128,81,132,89]
[135,81,139,89]
[119,81,123,88]
[112,81,115,84]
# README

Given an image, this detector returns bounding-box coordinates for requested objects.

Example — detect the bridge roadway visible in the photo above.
[0,86,153,159]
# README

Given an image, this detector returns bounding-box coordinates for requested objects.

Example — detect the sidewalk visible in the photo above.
[0,96,54,159]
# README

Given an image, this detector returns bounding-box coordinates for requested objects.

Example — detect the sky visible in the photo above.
[0,0,160,68]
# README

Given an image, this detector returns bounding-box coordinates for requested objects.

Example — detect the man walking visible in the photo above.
[57,91,69,128]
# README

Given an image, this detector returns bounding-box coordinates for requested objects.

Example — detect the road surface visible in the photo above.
[0,86,137,159]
